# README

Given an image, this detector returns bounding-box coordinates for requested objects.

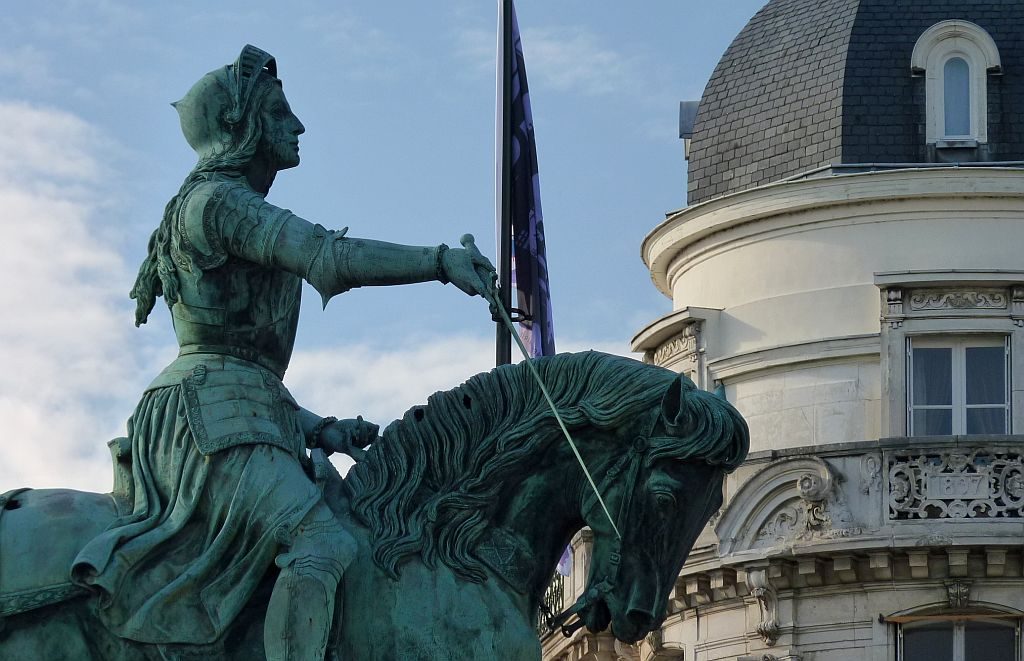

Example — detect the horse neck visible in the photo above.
[489,442,600,601]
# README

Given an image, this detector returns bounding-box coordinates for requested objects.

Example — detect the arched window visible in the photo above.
[911,20,1001,145]
[943,57,971,137]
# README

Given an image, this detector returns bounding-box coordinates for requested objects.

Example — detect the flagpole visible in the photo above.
[495,0,513,366]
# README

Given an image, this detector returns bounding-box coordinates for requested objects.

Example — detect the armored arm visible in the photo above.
[271,218,447,305]
[180,182,492,305]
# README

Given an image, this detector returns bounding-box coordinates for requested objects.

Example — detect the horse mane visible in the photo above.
[345,351,747,582]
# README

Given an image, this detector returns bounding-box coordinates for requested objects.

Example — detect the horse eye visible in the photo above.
[654,492,676,515]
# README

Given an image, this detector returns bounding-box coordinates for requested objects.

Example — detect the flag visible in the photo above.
[507,1,555,358]
[501,0,566,577]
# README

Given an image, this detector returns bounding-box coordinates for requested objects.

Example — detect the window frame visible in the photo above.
[874,274,1024,439]
[942,56,972,138]
[898,617,1021,661]
[907,335,1010,436]
[911,20,1002,145]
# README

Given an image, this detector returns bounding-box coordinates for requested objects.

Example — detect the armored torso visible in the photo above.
[170,175,302,378]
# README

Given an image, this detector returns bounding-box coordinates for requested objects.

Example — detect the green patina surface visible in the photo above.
[0,45,749,661]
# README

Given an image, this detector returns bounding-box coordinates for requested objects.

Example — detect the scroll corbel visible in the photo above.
[747,567,780,646]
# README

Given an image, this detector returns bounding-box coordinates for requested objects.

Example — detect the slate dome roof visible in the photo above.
[686,0,1024,204]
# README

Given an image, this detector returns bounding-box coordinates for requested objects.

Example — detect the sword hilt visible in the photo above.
[459,233,500,311]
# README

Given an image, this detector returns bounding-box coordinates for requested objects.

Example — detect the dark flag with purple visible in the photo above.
[507,1,555,358]
[498,0,566,576]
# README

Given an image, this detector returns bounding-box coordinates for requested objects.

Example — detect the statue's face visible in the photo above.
[258,83,305,171]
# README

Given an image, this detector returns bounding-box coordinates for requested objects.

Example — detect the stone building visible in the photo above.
[543,1,1024,660]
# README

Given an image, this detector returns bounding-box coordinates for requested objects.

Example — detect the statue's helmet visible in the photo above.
[173,44,278,161]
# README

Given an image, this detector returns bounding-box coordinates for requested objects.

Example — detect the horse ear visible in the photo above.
[661,377,682,425]
[661,373,697,434]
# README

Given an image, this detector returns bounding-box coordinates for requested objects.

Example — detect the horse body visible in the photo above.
[0,352,749,660]
[0,489,114,613]
[338,519,541,661]
[0,491,541,661]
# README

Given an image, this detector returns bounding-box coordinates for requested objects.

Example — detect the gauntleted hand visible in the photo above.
[441,246,496,298]
[319,416,379,461]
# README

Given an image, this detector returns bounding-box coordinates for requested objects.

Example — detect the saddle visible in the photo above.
[0,437,131,622]
[0,437,336,625]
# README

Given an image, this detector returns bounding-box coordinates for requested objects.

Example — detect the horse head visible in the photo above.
[560,372,749,644]
[346,351,747,648]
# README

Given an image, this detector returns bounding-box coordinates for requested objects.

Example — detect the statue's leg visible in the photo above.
[265,500,356,661]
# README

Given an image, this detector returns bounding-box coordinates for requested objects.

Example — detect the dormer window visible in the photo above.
[911,20,1001,145]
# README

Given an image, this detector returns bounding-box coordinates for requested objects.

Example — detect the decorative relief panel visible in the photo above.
[651,322,700,368]
[887,450,1024,519]
[717,457,864,556]
[908,289,1007,311]
[754,459,861,546]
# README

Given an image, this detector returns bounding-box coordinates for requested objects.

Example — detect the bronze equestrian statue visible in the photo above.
[0,46,749,661]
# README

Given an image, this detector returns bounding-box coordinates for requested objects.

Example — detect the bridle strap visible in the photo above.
[546,421,658,637]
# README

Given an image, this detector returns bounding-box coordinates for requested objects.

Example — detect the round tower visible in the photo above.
[625,1,1024,659]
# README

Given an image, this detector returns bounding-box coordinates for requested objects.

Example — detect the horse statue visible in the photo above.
[0,351,748,660]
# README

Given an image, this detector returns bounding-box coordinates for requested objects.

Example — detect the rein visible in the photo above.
[461,234,621,540]
[541,418,658,637]
[461,234,662,638]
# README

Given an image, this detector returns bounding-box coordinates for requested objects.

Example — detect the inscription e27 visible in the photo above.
[925,474,989,499]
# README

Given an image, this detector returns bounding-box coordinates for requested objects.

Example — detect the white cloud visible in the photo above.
[17,1,147,54]
[0,103,636,491]
[286,334,630,475]
[287,334,630,426]
[295,9,405,81]
[0,102,154,492]
[520,26,640,96]
[0,45,60,91]
[287,335,493,425]
[456,24,642,97]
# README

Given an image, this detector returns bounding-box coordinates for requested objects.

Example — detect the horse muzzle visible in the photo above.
[610,603,658,644]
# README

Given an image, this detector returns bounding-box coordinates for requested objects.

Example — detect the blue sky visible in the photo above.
[0,0,765,489]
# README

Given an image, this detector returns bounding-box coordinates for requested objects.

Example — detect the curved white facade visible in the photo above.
[542,168,1024,661]
[640,169,1024,454]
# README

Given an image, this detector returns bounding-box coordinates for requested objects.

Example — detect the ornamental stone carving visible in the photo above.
[883,288,904,328]
[717,457,862,556]
[1013,286,1024,326]
[747,567,780,646]
[908,288,1007,311]
[945,580,972,608]
[652,322,701,368]
[754,459,859,545]
[860,454,881,495]
[887,449,1024,519]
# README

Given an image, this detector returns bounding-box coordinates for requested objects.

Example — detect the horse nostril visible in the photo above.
[626,607,655,631]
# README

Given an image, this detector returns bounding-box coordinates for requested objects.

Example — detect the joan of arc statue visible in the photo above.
[70,44,495,661]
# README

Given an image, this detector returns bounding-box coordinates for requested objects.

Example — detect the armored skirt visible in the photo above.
[71,364,320,645]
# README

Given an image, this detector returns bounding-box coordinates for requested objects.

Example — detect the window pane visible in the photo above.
[944,57,971,136]
[903,622,954,661]
[966,346,1005,405]
[914,347,953,405]
[914,409,953,436]
[964,620,1016,661]
[966,408,1007,434]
